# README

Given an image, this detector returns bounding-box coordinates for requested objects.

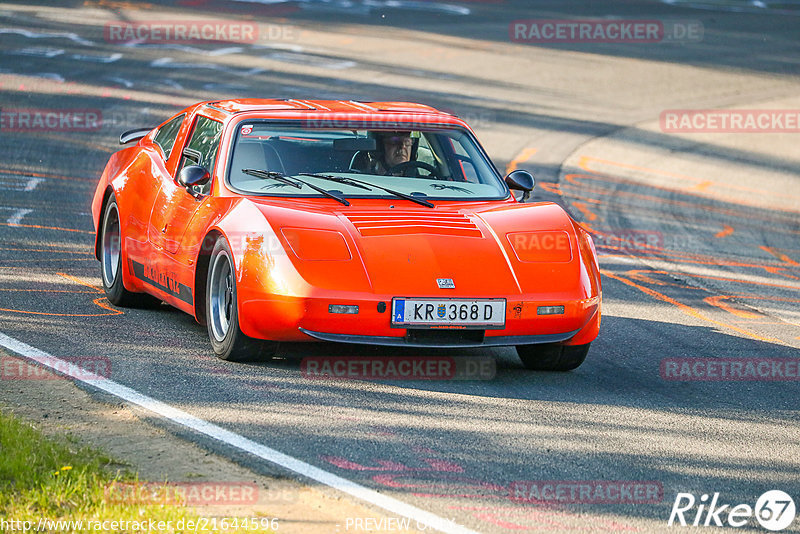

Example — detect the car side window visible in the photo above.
[449,136,480,183]
[153,114,184,161]
[179,116,224,176]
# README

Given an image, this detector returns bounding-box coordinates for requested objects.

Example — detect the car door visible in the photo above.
[124,112,185,282]
[145,114,223,309]
[149,115,223,255]
[145,113,187,249]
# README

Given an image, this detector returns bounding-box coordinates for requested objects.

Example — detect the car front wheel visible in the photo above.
[206,238,277,361]
[516,342,590,371]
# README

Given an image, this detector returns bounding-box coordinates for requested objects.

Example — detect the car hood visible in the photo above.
[250,199,585,298]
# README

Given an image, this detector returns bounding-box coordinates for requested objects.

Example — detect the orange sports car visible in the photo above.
[92,99,601,371]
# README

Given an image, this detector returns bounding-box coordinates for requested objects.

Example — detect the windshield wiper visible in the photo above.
[242,169,350,206]
[298,173,434,208]
[297,173,372,191]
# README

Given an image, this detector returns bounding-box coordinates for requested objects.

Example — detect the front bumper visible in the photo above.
[238,290,600,346]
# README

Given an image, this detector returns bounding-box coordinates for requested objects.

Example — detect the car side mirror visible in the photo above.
[178,165,211,197]
[505,169,534,202]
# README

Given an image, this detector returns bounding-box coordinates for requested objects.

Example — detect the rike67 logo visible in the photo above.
[669,490,796,531]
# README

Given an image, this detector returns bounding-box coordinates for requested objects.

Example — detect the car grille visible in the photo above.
[405,328,486,346]
[344,212,483,237]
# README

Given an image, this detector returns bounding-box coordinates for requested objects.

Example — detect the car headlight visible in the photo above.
[506,231,573,262]
[280,228,351,261]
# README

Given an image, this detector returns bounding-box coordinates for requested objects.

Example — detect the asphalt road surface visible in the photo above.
[1,0,799,532]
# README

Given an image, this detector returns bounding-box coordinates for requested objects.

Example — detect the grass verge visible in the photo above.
[0,408,276,532]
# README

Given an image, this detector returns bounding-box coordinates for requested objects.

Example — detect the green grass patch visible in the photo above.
[0,409,275,532]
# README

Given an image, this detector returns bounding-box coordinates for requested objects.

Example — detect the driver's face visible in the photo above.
[382,135,413,168]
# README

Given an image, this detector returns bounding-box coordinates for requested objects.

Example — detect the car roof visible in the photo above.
[204,99,446,115]
[192,99,472,131]
[205,98,471,124]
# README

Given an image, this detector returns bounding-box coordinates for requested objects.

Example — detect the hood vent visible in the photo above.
[345,212,482,237]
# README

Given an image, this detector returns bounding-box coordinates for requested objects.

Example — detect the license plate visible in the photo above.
[391,298,506,328]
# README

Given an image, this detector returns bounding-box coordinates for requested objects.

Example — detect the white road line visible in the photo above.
[162,79,184,90]
[71,52,123,64]
[106,76,134,88]
[251,43,304,52]
[149,57,265,77]
[0,332,482,534]
[12,47,65,58]
[267,51,356,70]
[0,180,22,192]
[230,0,470,15]
[0,177,43,192]
[0,28,95,46]
[24,178,43,191]
[123,42,243,56]
[34,73,65,83]
[7,208,32,226]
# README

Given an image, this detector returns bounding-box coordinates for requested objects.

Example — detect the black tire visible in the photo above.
[516,342,590,371]
[206,238,277,361]
[99,195,158,308]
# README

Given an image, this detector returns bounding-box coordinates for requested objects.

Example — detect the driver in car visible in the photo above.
[355,131,417,176]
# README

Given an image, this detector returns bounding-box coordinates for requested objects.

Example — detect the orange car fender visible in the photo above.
[91,155,116,236]
[92,147,158,295]
[199,200,312,338]
[476,202,583,296]
[91,148,132,255]
[564,220,602,345]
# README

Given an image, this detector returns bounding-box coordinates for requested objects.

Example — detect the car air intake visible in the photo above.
[405,329,486,346]
[345,212,482,237]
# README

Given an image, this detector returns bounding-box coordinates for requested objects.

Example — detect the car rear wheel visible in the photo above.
[516,342,590,371]
[100,195,157,308]
[207,238,277,361]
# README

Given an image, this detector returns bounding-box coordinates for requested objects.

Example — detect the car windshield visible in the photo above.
[226,123,508,200]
